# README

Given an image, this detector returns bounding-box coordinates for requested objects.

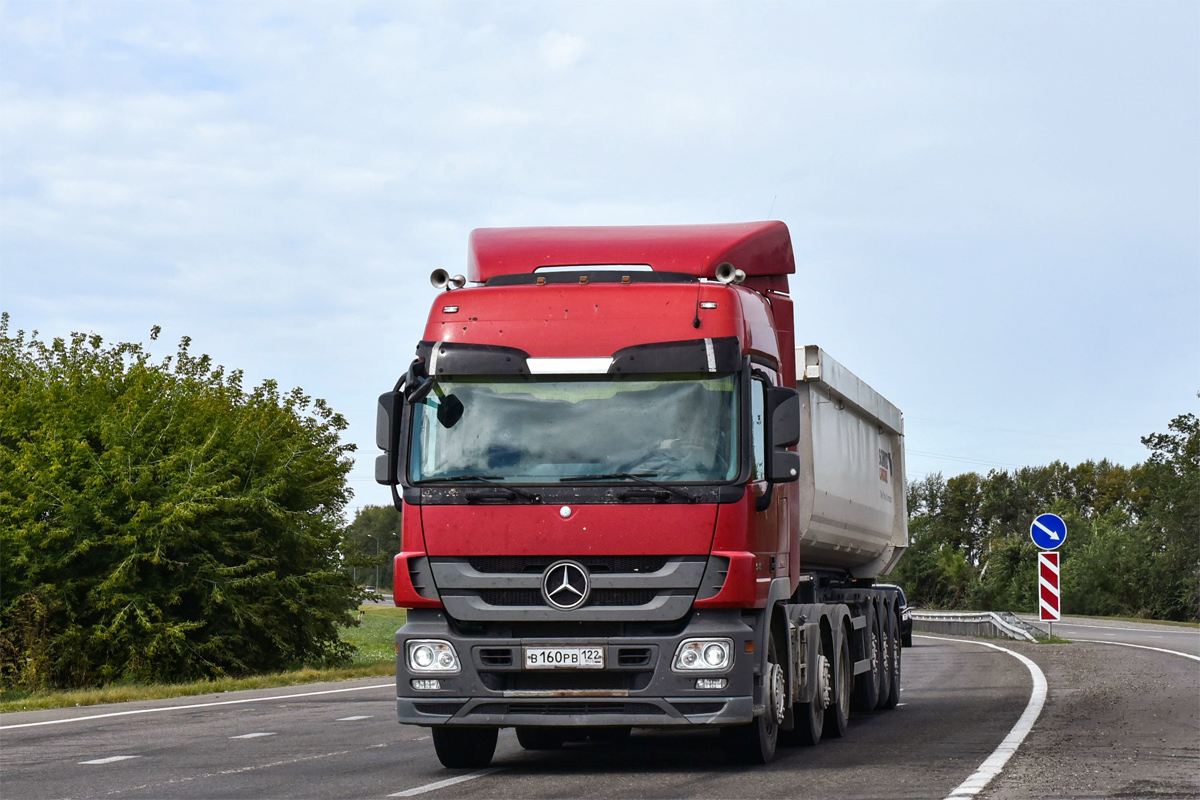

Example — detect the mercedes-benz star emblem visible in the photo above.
[541,560,590,611]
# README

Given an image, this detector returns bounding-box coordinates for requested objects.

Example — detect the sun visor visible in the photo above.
[608,337,741,375]
[415,341,532,376]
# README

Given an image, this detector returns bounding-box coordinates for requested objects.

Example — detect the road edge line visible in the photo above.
[1070,639,1200,662]
[388,767,503,797]
[914,634,1048,800]
[0,683,394,730]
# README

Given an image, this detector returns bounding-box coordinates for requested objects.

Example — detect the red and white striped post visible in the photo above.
[1038,551,1061,634]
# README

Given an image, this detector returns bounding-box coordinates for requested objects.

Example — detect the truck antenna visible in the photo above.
[692,277,702,328]
[767,195,777,220]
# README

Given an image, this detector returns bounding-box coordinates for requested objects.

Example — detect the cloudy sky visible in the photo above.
[2,1,1197,514]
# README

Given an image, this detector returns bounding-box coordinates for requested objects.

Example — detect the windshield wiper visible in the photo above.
[561,472,694,502]
[435,474,541,503]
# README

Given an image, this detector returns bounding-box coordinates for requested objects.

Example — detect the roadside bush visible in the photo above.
[0,315,361,690]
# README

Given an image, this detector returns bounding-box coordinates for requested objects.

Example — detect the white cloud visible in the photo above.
[538,30,587,72]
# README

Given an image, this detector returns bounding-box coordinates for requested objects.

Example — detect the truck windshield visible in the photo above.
[409,374,739,484]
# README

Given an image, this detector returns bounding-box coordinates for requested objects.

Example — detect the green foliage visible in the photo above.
[0,315,362,691]
[889,401,1199,622]
[343,505,402,590]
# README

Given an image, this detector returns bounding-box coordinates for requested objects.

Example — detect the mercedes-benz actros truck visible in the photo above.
[375,221,908,767]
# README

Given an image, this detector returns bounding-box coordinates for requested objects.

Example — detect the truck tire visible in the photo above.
[822,623,852,739]
[851,602,883,712]
[784,623,829,746]
[431,727,498,768]
[721,631,782,764]
[516,727,565,750]
[881,604,901,710]
[874,600,893,709]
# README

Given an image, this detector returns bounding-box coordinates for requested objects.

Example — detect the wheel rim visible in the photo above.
[769,661,787,725]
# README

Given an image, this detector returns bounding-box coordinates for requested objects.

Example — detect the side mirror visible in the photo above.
[765,387,801,483]
[375,391,403,485]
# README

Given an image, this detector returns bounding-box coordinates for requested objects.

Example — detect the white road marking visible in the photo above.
[896,702,907,706]
[1071,639,1200,662]
[79,755,140,764]
[337,715,373,721]
[230,732,275,739]
[389,768,503,797]
[0,682,393,730]
[914,635,1047,800]
[1043,621,1200,635]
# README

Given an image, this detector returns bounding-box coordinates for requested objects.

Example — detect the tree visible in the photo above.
[0,316,361,690]
[344,505,402,590]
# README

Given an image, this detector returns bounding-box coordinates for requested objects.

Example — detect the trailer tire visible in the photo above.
[852,602,883,712]
[721,631,781,764]
[881,604,901,710]
[516,727,565,750]
[432,726,498,768]
[822,622,851,739]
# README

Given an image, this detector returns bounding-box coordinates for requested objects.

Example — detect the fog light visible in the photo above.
[672,638,733,672]
[411,679,441,691]
[696,678,727,690]
[406,640,460,673]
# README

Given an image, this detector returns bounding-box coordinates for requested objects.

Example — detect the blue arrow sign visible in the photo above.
[1030,513,1067,550]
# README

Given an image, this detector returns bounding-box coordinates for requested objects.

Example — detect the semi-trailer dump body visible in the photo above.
[375,222,908,767]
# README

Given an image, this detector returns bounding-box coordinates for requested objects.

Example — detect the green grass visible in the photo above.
[0,605,406,714]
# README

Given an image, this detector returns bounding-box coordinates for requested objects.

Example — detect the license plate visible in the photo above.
[523,646,605,670]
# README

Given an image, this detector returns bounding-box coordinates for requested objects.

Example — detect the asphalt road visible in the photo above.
[1018,614,1200,657]
[2,621,1196,800]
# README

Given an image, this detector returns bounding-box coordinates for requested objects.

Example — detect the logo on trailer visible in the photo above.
[1038,551,1061,622]
[541,560,591,611]
[878,449,893,483]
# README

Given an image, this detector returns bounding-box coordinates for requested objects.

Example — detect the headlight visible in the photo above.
[406,640,460,673]
[672,638,733,672]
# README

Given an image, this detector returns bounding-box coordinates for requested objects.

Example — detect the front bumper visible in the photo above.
[396,608,760,728]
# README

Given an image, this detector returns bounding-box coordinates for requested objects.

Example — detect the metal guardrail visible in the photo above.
[911,611,1045,642]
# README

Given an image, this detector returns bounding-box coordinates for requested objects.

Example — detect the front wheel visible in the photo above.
[722,630,782,764]
[432,727,498,768]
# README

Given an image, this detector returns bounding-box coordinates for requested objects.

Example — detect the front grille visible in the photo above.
[471,702,665,716]
[468,556,670,574]
[617,647,653,667]
[432,555,707,623]
[478,647,514,667]
[478,589,542,606]
[477,589,659,607]
[591,589,657,606]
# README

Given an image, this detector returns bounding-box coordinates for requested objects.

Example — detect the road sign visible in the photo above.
[1039,551,1061,622]
[1030,513,1067,550]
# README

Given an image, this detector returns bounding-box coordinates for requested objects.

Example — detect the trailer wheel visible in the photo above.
[786,626,828,746]
[822,623,851,739]
[431,727,498,768]
[852,602,883,712]
[721,631,781,764]
[881,605,901,710]
[516,727,565,750]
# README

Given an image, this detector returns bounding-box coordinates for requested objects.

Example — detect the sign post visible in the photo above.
[1030,513,1067,637]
